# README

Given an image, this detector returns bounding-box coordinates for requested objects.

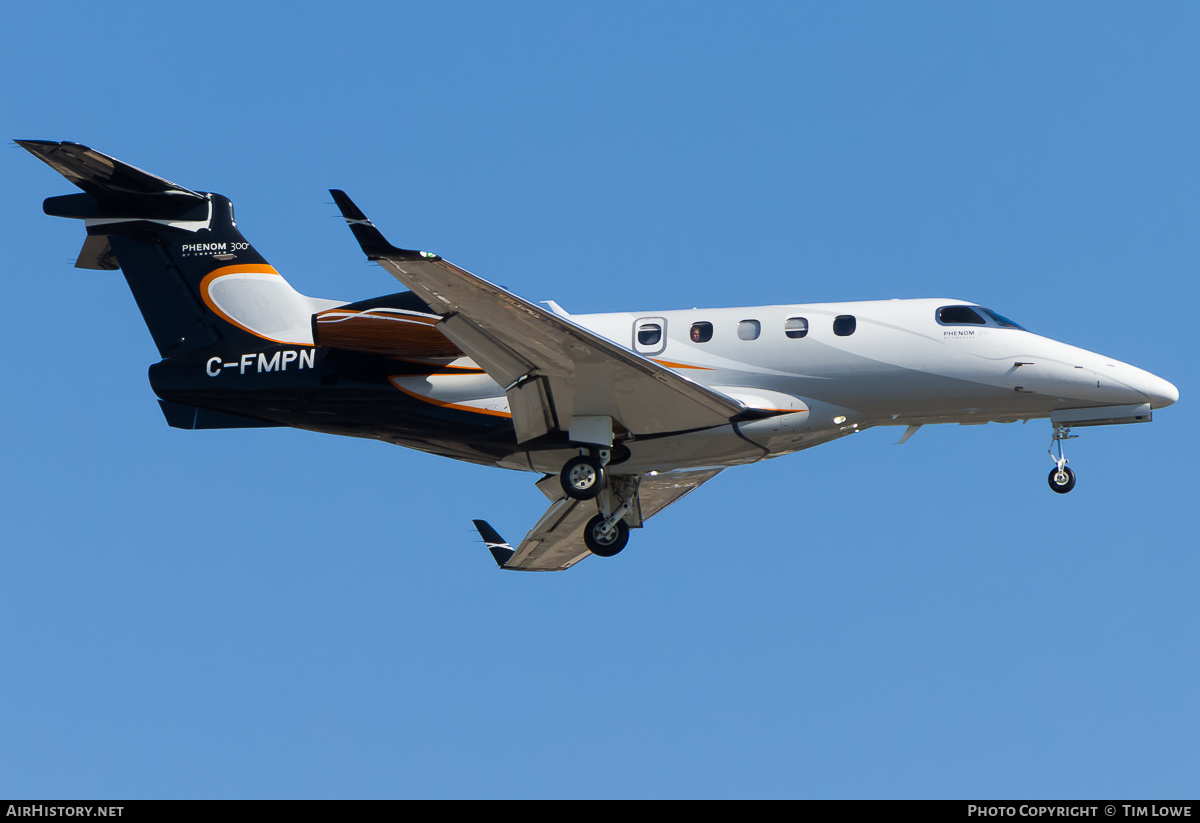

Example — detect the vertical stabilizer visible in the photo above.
[19,140,334,357]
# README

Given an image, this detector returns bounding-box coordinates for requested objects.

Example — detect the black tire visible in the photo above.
[584,514,629,557]
[1048,465,1076,494]
[560,455,605,500]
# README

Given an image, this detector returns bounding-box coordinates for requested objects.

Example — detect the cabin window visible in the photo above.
[833,315,856,336]
[633,317,668,354]
[937,306,987,325]
[690,321,713,343]
[738,319,761,340]
[637,323,662,346]
[785,317,808,339]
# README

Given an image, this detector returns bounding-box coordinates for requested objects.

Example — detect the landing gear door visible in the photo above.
[633,317,667,356]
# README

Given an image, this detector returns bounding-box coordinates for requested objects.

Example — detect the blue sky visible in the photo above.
[2,2,1196,799]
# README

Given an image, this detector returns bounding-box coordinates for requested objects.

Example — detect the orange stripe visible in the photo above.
[652,358,715,370]
[390,380,512,418]
[389,358,484,372]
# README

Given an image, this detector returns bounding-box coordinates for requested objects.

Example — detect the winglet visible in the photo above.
[329,189,440,263]
[472,519,515,568]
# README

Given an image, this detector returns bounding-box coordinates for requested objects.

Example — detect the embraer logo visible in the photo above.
[206,350,316,377]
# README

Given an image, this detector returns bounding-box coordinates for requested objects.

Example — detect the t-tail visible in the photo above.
[18,140,333,358]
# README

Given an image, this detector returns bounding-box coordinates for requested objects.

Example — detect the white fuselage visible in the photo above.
[410,298,1177,475]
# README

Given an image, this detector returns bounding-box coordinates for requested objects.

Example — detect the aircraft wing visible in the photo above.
[476,468,723,571]
[331,190,744,443]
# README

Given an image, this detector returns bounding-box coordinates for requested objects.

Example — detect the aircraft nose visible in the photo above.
[1116,364,1179,409]
[1142,372,1179,409]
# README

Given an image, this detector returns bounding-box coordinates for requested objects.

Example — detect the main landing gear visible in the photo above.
[584,514,629,556]
[1047,424,1078,494]
[559,446,635,557]
[560,453,607,500]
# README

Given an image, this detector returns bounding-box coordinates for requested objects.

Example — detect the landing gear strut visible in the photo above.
[1047,424,1078,494]
[559,442,639,558]
[584,473,639,557]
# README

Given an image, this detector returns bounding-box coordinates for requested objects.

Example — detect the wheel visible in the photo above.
[584,514,629,557]
[560,455,605,500]
[1048,465,1076,494]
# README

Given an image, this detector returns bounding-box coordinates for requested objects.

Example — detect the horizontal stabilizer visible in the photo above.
[17,140,205,203]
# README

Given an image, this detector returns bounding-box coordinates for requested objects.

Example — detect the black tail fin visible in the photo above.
[19,140,325,357]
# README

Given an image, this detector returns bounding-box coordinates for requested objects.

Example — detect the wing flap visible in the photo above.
[504,497,595,571]
[506,376,558,443]
[437,312,536,386]
[638,467,724,518]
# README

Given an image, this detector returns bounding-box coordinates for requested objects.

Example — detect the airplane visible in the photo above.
[19,140,1179,571]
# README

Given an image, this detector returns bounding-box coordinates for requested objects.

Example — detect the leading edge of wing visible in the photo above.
[330,190,745,438]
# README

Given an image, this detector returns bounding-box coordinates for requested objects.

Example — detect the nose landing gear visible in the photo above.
[1047,424,1078,494]
[1048,465,1076,494]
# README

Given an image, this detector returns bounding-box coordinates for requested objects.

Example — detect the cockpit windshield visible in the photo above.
[979,308,1025,330]
[937,305,1026,330]
[937,306,986,325]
